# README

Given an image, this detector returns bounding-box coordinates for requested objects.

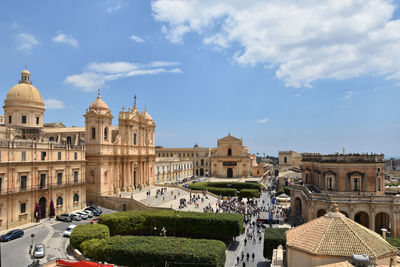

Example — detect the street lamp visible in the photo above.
[29,234,35,254]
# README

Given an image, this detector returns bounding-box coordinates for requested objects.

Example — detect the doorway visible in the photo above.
[200,168,204,176]
[39,197,46,219]
[227,168,233,178]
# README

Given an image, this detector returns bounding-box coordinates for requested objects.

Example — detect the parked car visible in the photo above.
[33,244,45,258]
[63,224,77,237]
[90,218,100,224]
[76,211,88,219]
[71,213,82,221]
[83,210,93,218]
[56,213,73,222]
[0,229,24,242]
[85,206,102,216]
[85,207,101,216]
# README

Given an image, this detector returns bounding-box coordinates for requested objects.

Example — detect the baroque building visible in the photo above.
[156,134,260,178]
[0,70,86,230]
[290,153,400,237]
[155,156,193,184]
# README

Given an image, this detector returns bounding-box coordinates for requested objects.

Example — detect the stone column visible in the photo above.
[370,208,375,232]
[392,212,397,237]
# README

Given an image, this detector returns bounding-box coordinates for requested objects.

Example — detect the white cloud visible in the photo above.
[65,61,182,91]
[152,0,400,88]
[105,0,124,13]
[293,93,301,97]
[16,33,39,52]
[256,118,269,124]
[52,32,79,48]
[44,98,66,109]
[343,91,358,100]
[129,35,144,43]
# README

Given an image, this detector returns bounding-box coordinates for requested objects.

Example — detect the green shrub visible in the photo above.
[263,228,289,259]
[100,210,243,241]
[207,182,262,192]
[240,189,260,199]
[276,186,290,196]
[206,187,237,197]
[70,224,110,249]
[82,235,226,267]
[188,182,208,190]
[387,237,400,247]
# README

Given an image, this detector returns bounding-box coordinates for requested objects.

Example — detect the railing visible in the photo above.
[0,180,86,195]
[290,183,400,204]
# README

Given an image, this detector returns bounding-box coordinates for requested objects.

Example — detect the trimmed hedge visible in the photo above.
[263,228,289,259]
[208,182,262,192]
[240,189,260,198]
[276,186,290,196]
[70,224,110,249]
[81,235,226,267]
[206,187,237,197]
[100,209,243,241]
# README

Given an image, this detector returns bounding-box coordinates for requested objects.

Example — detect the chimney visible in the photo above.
[381,228,388,240]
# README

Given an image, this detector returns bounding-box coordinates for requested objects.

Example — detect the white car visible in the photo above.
[63,224,77,237]
[76,211,88,219]
[83,210,93,218]
[33,244,45,258]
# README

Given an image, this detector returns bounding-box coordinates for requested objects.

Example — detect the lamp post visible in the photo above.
[30,234,35,267]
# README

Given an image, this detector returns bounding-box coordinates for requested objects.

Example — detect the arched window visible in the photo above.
[133,133,137,145]
[91,128,96,140]
[228,148,232,156]
[73,193,79,202]
[67,136,72,144]
[201,159,204,166]
[56,196,63,206]
[49,137,54,142]
[104,127,108,140]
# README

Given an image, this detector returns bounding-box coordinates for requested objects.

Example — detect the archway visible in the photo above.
[39,197,46,219]
[200,168,204,176]
[294,197,302,216]
[340,211,349,217]
[67,136,72,144]
[196,169,199,176]
[227,168,233,178]
[375,212,391,234]
[354,211,369,228]
[317,209,326,217]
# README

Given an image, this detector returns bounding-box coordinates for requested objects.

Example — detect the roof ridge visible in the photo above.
[341,218,376,257]
[314,217,333,254]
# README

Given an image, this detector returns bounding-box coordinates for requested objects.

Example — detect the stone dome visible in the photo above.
[89,91,109,111]
[5,70,44,107]
[143,110,153,121]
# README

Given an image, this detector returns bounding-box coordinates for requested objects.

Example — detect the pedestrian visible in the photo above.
[242,262,246,267]
[244,238,247,246]
[236,256,240,265]
[246,252,250,262]
[252,252,255,261]
[259,235,262,243]
[253,237,256,245]
[241,251,244,261]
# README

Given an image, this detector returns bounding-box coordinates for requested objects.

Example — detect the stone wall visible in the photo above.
[94,195,171,212]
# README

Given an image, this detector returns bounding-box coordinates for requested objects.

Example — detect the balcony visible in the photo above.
[0,180,86,196]
[290,183,400,204]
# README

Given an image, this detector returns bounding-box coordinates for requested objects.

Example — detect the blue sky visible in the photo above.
[0,0,399,157]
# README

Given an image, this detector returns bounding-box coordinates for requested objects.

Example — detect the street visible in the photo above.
[0,206,116,267]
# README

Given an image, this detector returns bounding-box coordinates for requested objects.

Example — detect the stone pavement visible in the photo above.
[119,185,219,212]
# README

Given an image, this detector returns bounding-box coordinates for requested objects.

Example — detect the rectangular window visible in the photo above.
[133,133,137,145]
[20,203,26,214]
[352,178,360,191]
[8,115,11,124]
[57,173,62,185]
[41,152,46,161]
[206,153,208,157]
[327,178,333,190]
[40,174,46,188]
[0,177,2,192]
[22,151,26,161]
[74,152,77,160]
[36,117,39,125]
[74,171,79,184]
[179,153,181,157]
[58,152,61,160]
[378,178,381,191]
[91,128,96,140]
[22,115,26,124]
[20,176,27,190]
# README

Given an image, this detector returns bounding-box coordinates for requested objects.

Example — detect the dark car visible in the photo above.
[0,229,24,242]
[85,206,102,216]
[56,213,73,222]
